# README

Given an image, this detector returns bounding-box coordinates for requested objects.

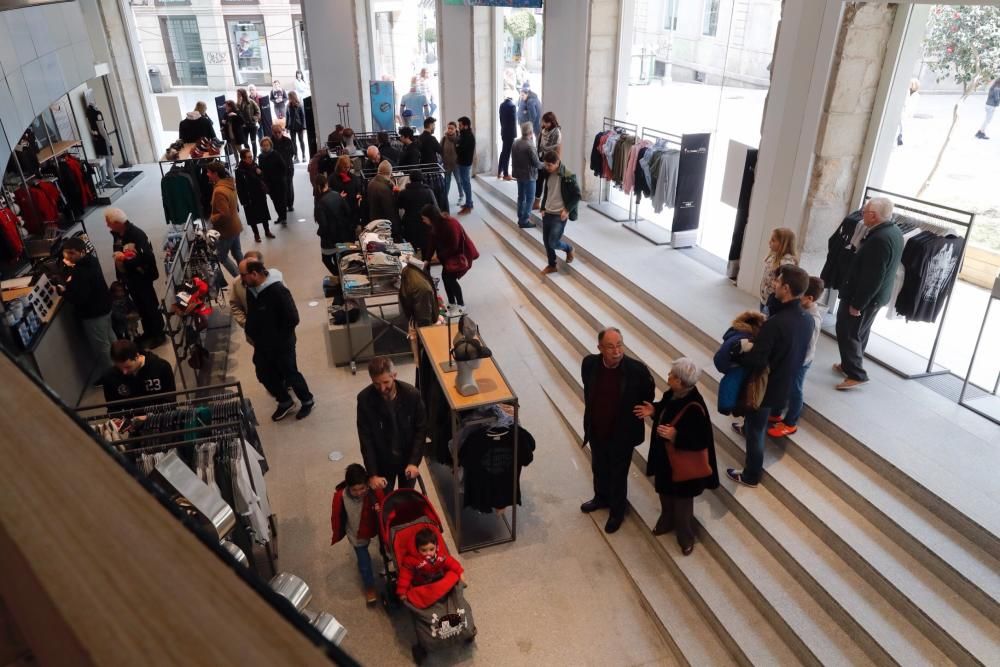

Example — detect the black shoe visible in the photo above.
[518,222,536,228]
[580,498,607,513]
[604,515,623,534]
[271,402,295,422]
[265,232,276,239]
[295,400,314,420]
[254,235,262,243]
[975,131,989,140]
[652,516,674,536]
[287,206,294,211]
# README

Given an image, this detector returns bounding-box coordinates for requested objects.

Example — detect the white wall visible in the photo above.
[542,0,590,178]
[301,0,366,137]
[438,1,474,136]
[0,2,97,162]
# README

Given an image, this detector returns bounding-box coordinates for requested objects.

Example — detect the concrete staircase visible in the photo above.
[472,179,1000,666]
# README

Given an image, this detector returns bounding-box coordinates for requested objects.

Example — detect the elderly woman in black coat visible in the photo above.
[634,357,719,555]
[235,148,273,242]
[258,136,288,225]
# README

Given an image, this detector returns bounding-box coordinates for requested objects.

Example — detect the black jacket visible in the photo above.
[286,104,306,132]
[456,128,476,166]
[397,181,437,249]
[112,222,159,284]
[235,161,271,225]
[315,189,353,249]
[379,142,400,166]
[62,254,112,319]
[273,135,296,175]
[646,387,719,497]
[357,380,427,475]
[581,354,654,447]
[179,115,217,143]
[245,278,299,351]
[258,150,287,195]
[418,132,442,164]
[399,141,421,167]
[739,298,814,409]
[840,220,905,311]
[499,98,517,140]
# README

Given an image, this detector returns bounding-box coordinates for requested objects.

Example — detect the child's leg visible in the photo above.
[783,362,811,426]
[354,544,375,588]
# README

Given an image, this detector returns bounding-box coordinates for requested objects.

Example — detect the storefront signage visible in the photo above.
[370,81,395,133]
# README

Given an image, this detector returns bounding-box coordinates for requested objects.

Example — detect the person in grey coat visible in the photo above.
[367,161,401,239]
[511,122,542,228]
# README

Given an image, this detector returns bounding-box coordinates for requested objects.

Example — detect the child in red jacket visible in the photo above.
[397,527,466,606]
[330,463,384,605]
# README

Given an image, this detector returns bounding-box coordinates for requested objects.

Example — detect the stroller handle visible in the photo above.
[414,471,428,495]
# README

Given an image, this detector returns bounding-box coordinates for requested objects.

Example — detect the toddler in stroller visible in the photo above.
[379,482,476,664]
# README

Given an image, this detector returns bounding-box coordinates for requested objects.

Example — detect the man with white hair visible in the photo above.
[366,160,400,238]
[105,208,165,347]
[580,327,655,534]
[834,196,903,390]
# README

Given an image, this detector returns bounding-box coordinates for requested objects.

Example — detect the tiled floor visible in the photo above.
[80,164,677,666]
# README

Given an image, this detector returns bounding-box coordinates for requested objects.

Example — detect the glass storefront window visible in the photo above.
[369,2,439,130]
[161,16,208,87]
[616,0,780,261]
[227,18,271,86]
[293,17,310,77]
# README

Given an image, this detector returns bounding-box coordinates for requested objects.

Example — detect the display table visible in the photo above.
[417,323,519,552]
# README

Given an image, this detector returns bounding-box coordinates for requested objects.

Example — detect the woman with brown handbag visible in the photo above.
[634,358,719,555]
[420,204,478,316]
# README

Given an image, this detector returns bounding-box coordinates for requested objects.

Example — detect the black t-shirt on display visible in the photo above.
[458,425,535,513]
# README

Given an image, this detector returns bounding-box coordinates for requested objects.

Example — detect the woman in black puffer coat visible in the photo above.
[234,148,273,242]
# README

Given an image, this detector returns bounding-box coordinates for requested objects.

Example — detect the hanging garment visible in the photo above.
[0,208,24,261]
[458,424,536,513]
[819,210,864,291]
[651,149,680,213]
[14,184,59,234]
[894,232,965,323]
[162,169,202,226]
[232,441,271,544]
[622,140,650,195]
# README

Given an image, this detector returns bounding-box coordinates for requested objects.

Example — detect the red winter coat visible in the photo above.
[425,215,479,279]
[330,482,384,545]
[397,550,464,608]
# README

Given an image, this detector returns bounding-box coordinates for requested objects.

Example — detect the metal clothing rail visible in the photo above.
[622,125,685,246]
[821,186,976,379]
[77,382,278,577]
[588,117,639,222]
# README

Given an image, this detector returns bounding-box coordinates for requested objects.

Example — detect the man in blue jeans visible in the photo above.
[539,151,581,275]
[768,276,824,438]
[456,116,476,214]
[511,122,542,227]
[728,264,814,487]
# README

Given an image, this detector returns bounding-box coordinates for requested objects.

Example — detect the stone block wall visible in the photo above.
[800,2,897,273]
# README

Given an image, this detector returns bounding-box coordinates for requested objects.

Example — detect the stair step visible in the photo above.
[481,194,1000,626]
[504,266,994,665]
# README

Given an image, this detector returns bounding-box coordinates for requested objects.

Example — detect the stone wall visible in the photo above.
[472,7,494,174]
[799,3,897,273]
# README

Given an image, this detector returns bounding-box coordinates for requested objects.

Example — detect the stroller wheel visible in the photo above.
[411,643,427,665]
[466,627,478,644]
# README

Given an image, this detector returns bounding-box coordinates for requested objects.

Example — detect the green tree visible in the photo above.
[918,5,1000,196]
[504,10,537,40]
[424,27,436,44]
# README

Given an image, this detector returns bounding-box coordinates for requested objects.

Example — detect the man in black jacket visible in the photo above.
[105,208,165,347]
[357,356,426,492]
[418,117,442,165]
[314,174,354,276]
[456,116,476,215]
[834,197,903,390]
[398,126,421,167]
[58,237,115,382]
[498,96,517,180]
[728,265,814,488]
[241,259,314,421]
[581,327,655,533]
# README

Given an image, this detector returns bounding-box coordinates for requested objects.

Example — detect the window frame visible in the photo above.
[702,0,720,37]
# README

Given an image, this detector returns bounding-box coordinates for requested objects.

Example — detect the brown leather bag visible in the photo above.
[660,402,713,482]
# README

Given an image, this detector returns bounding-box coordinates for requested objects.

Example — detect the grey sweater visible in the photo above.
[511,136,542,181]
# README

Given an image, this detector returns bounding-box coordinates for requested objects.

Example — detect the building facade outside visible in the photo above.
[130,0,310,94]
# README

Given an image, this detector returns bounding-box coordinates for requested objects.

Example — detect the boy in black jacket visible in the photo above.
[241,259,315,421]
[728,265,814,488]
[59,237,115,381]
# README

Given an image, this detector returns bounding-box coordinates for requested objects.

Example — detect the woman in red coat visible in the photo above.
[420,204,478,315]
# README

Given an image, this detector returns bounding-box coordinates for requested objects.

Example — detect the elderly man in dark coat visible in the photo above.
[366,160,401,239]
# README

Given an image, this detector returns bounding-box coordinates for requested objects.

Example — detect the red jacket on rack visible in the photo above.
[63,155,95,208]
[0,208,24,260]
[14,184,59,235]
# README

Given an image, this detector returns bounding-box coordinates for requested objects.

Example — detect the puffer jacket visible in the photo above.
[209,177,242,239]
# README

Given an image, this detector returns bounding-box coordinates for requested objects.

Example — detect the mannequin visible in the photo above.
[86,103,118,187]
[451,314,492,396]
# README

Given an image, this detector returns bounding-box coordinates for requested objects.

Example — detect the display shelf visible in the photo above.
[36,140,82,165]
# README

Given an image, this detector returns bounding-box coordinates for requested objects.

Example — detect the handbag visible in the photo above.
[660,402,712,483]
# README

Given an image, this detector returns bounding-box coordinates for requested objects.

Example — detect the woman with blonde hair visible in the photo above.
[759,227,799,315]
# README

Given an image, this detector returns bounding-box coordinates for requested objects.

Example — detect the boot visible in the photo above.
[652,493,674,535]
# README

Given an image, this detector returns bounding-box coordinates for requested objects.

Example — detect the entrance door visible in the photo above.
[161,17,208,86]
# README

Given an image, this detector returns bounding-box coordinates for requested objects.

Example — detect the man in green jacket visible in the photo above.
[834,197,903,390]
[539,151,581,275]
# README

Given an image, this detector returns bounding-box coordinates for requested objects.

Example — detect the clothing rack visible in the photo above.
[160,217,231,389]
[77,382,277,578]
[959,275,1000,425]
[821,186,976,379]
[588,117,639,222]
[622,126,684,246]
[417,324,521,553]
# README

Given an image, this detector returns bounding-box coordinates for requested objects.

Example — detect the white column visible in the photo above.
[437,0,474,138]
[541,0,591,178]
[737,0,844,295]
[301,0,366,136]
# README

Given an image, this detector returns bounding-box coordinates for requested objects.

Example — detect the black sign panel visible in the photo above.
[671,132,711,234]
